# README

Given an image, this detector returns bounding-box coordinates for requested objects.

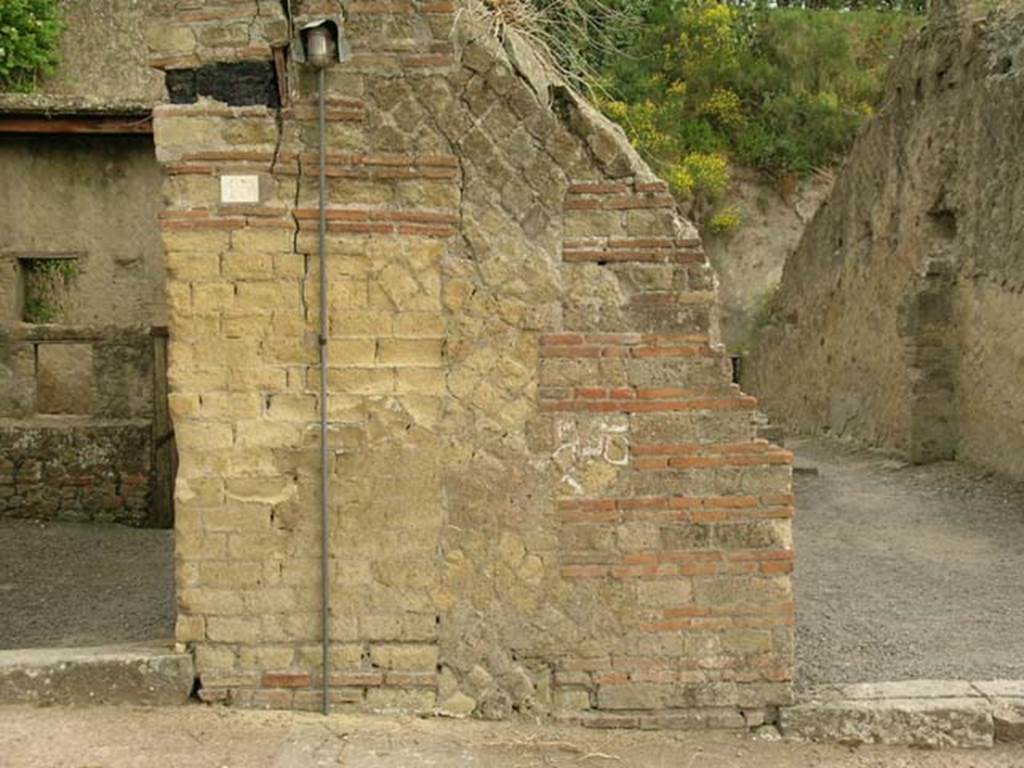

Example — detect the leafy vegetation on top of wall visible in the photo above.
[490,1,922,230]
[594,1,923,210]
[0,0,63,93]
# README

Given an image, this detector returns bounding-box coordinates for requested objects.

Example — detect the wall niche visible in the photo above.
[18,253,82,325]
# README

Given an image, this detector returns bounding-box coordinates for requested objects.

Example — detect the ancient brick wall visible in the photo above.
[149,0,793,724]
[749,8,1024,477]
[0,136,168,525]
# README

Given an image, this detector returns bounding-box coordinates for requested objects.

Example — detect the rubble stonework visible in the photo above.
[149,0,794,721]
[749,7,1024,477]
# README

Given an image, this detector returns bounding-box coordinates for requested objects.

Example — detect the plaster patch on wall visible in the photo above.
[554,415,630,495]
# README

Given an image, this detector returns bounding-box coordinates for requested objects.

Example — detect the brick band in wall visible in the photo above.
[150,1,793,723]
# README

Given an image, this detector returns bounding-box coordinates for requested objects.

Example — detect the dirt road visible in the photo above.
[3,704,1024,768]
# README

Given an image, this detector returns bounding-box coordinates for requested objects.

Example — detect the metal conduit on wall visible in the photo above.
[299,18,348,717]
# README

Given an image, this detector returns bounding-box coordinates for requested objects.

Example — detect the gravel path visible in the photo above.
[0,520,174,649]
[793,437,1024,688]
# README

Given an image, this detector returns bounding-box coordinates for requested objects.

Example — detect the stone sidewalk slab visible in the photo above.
[781,697,993,749]
[808,680,981,701]
[0,642,193,706]
[782,680,1024,748]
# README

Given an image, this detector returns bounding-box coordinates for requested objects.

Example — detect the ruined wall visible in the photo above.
[704,169,832,356]
[749,7,1024,475]
[0,136,167,524]
[0,0,162,112]
[949,12,1024,479]
[151,0,793,724]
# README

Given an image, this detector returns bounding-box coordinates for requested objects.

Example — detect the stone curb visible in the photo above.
[780,680,1024,748]
[0,642,194,707]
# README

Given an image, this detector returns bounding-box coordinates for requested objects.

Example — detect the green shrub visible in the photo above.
[0,0,63,93]
[708,205,743,234]
[670,151,731,198]
[597,2,922,181]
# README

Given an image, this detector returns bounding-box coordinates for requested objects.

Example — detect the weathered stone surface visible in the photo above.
[750,7,1024,479]
[35,343,94,415]
[780,698,994,749]
[973,681,1024,699]
[753,724,783,741]
[993,707,1024,744]
[703,169,832,354]
[0,644,194,707]
[971,681,1024,743]
[147,0,793,721]
[780,680,1024,748]
[0,135,170,525]
[7,0,165,109]
[0,422,153,524]
[810,680,981,702]
[437,692,477,718]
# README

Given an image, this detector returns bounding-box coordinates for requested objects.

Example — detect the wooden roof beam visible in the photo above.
[0,113,153,135]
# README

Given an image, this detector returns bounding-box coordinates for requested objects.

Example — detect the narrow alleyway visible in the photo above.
[0,520,174,649]
[793,438,1024,687]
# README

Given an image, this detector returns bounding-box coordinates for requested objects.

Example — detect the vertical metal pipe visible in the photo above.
[317,65,330,717]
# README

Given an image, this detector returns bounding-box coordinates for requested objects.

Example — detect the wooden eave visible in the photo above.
[0,112,152,135]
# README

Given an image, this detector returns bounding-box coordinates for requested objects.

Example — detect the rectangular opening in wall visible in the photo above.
[17,253,81,325]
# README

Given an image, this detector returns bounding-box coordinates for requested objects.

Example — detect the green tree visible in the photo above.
[597,1,921,181]
[0,0,63,93]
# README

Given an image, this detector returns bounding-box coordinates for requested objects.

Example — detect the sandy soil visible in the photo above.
[792,437,1024,687]
[2,704,1023,768]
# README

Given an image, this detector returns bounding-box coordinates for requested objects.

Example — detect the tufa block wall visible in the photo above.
[149,0,794,724]
[749,7,1024,477]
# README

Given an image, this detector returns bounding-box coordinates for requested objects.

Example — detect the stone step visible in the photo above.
[781,680,1024,749]
[0,642,194,707]
[781,697,993,749]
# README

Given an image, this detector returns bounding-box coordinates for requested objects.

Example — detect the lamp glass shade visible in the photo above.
[306,27,334,69]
